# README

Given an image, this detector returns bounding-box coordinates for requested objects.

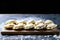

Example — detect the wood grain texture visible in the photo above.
[1,28,60,35]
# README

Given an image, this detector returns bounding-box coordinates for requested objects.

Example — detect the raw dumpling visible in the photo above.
[4,24,14,29]
[35,20,44,25]
[24,24,34,29]
[46,23,57,29]
[27,19,35,24]
[34,23,46,29]
[44,20,54,25]
[17,20,26,25]
[5,20,17,25]
[13,24,25,30]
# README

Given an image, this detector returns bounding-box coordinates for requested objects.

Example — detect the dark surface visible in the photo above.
[1,28,60,35]
[0,14,60,40]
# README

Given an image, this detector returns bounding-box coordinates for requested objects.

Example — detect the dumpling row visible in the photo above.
[4,19,57,30]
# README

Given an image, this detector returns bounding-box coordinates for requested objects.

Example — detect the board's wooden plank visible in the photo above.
[1,29,60,35]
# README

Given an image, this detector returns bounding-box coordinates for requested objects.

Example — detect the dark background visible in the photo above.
[0,1,60,13]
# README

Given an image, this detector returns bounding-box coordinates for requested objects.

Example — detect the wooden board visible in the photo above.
[1,28,60,35]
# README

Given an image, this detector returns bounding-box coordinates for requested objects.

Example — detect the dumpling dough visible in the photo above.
[27,19,35,24]
[34,23,46,29]
[4,24,14,29]
[17,20,26,25]
[24,24,34,29]
[44,20,54,25]
[35,20,44,25]
[13,24,25,30]
[46,23,57,29]
[5,20,17,25]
